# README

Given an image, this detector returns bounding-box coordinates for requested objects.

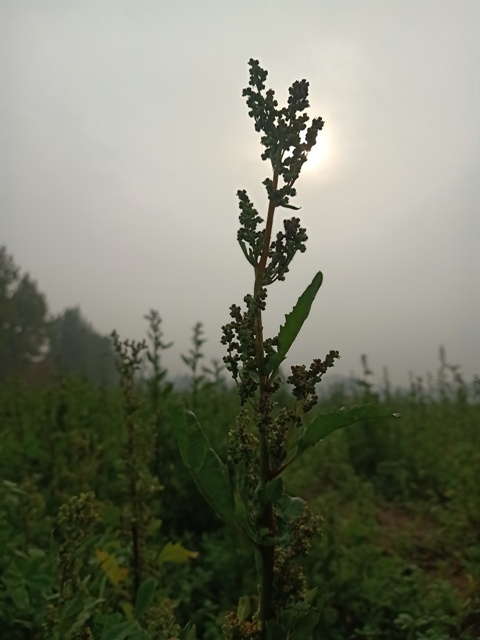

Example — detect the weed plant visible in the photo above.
[174,59,397,640]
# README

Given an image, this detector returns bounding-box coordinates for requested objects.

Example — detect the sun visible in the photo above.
[303,134,330,173]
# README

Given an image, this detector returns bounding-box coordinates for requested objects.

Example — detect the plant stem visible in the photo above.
[257,171,278,275]
[126,406,142,597]
[255,170,279,634]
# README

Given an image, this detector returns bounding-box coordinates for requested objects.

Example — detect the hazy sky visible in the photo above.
[2,1,479,386]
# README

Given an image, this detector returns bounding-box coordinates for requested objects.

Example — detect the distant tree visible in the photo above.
[46,306,117,385]
[0,245,49,380]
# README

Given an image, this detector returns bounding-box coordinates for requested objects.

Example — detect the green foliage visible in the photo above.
[134,578,157,620]
[0,345,479,638]
[181,322,207,407]
[144,309,173,405]
[179,622,197,640]
[295,404,399,457]
[267,270,323,375]
[174,407,235,523]
[0,245,49,381]
[46,307,117,385]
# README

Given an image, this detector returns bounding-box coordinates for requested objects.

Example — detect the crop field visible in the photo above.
[1,345,479,639]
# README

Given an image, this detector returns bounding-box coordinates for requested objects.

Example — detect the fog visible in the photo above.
[2,1,479,386]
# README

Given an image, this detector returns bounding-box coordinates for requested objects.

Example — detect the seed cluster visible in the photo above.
[242,58,324,209]
[288,350,341,413]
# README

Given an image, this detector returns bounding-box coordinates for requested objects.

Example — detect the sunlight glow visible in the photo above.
[303,133,330,173]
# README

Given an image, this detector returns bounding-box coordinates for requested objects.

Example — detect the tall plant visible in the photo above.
[175,59,397,640]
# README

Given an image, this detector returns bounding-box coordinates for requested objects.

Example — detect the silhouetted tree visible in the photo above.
[46,307,117,385]
[0,245,49,380]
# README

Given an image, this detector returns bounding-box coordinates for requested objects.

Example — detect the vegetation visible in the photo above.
[0,245,49,380]
[0,246,117,386]
[1,60,479,639]
[174,58,398,640]
[1,341,479,638]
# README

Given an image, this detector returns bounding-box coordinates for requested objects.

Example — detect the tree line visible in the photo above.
[0,245,117,385]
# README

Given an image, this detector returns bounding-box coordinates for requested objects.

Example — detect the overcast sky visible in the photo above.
[2,1,479,387]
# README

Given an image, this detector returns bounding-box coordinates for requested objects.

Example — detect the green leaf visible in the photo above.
[303,587,318,606]
[57,592,103,639]
[179,622,197,640]
[134,577,157,619]
[238,240,255,266]
[267,271,323,374]
[230,462,269,545]
[158,542,198,564]
[279,202,300,210]
[233,489,260,545]
[174,407,235,523]
[275,494,306,546]
[27,572,54,592]
[101,621,144,640]
[254,477,283,508]
[231,460,250,504]
[266,619,287,640]
[0,478,28,496]
[297,404,399,455]
[290,609,320,638]
[2,566,25,591]
[237,595,251,622]
[8,586,29,610]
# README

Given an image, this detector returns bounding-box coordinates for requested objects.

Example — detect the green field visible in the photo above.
[1,348,479,639]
